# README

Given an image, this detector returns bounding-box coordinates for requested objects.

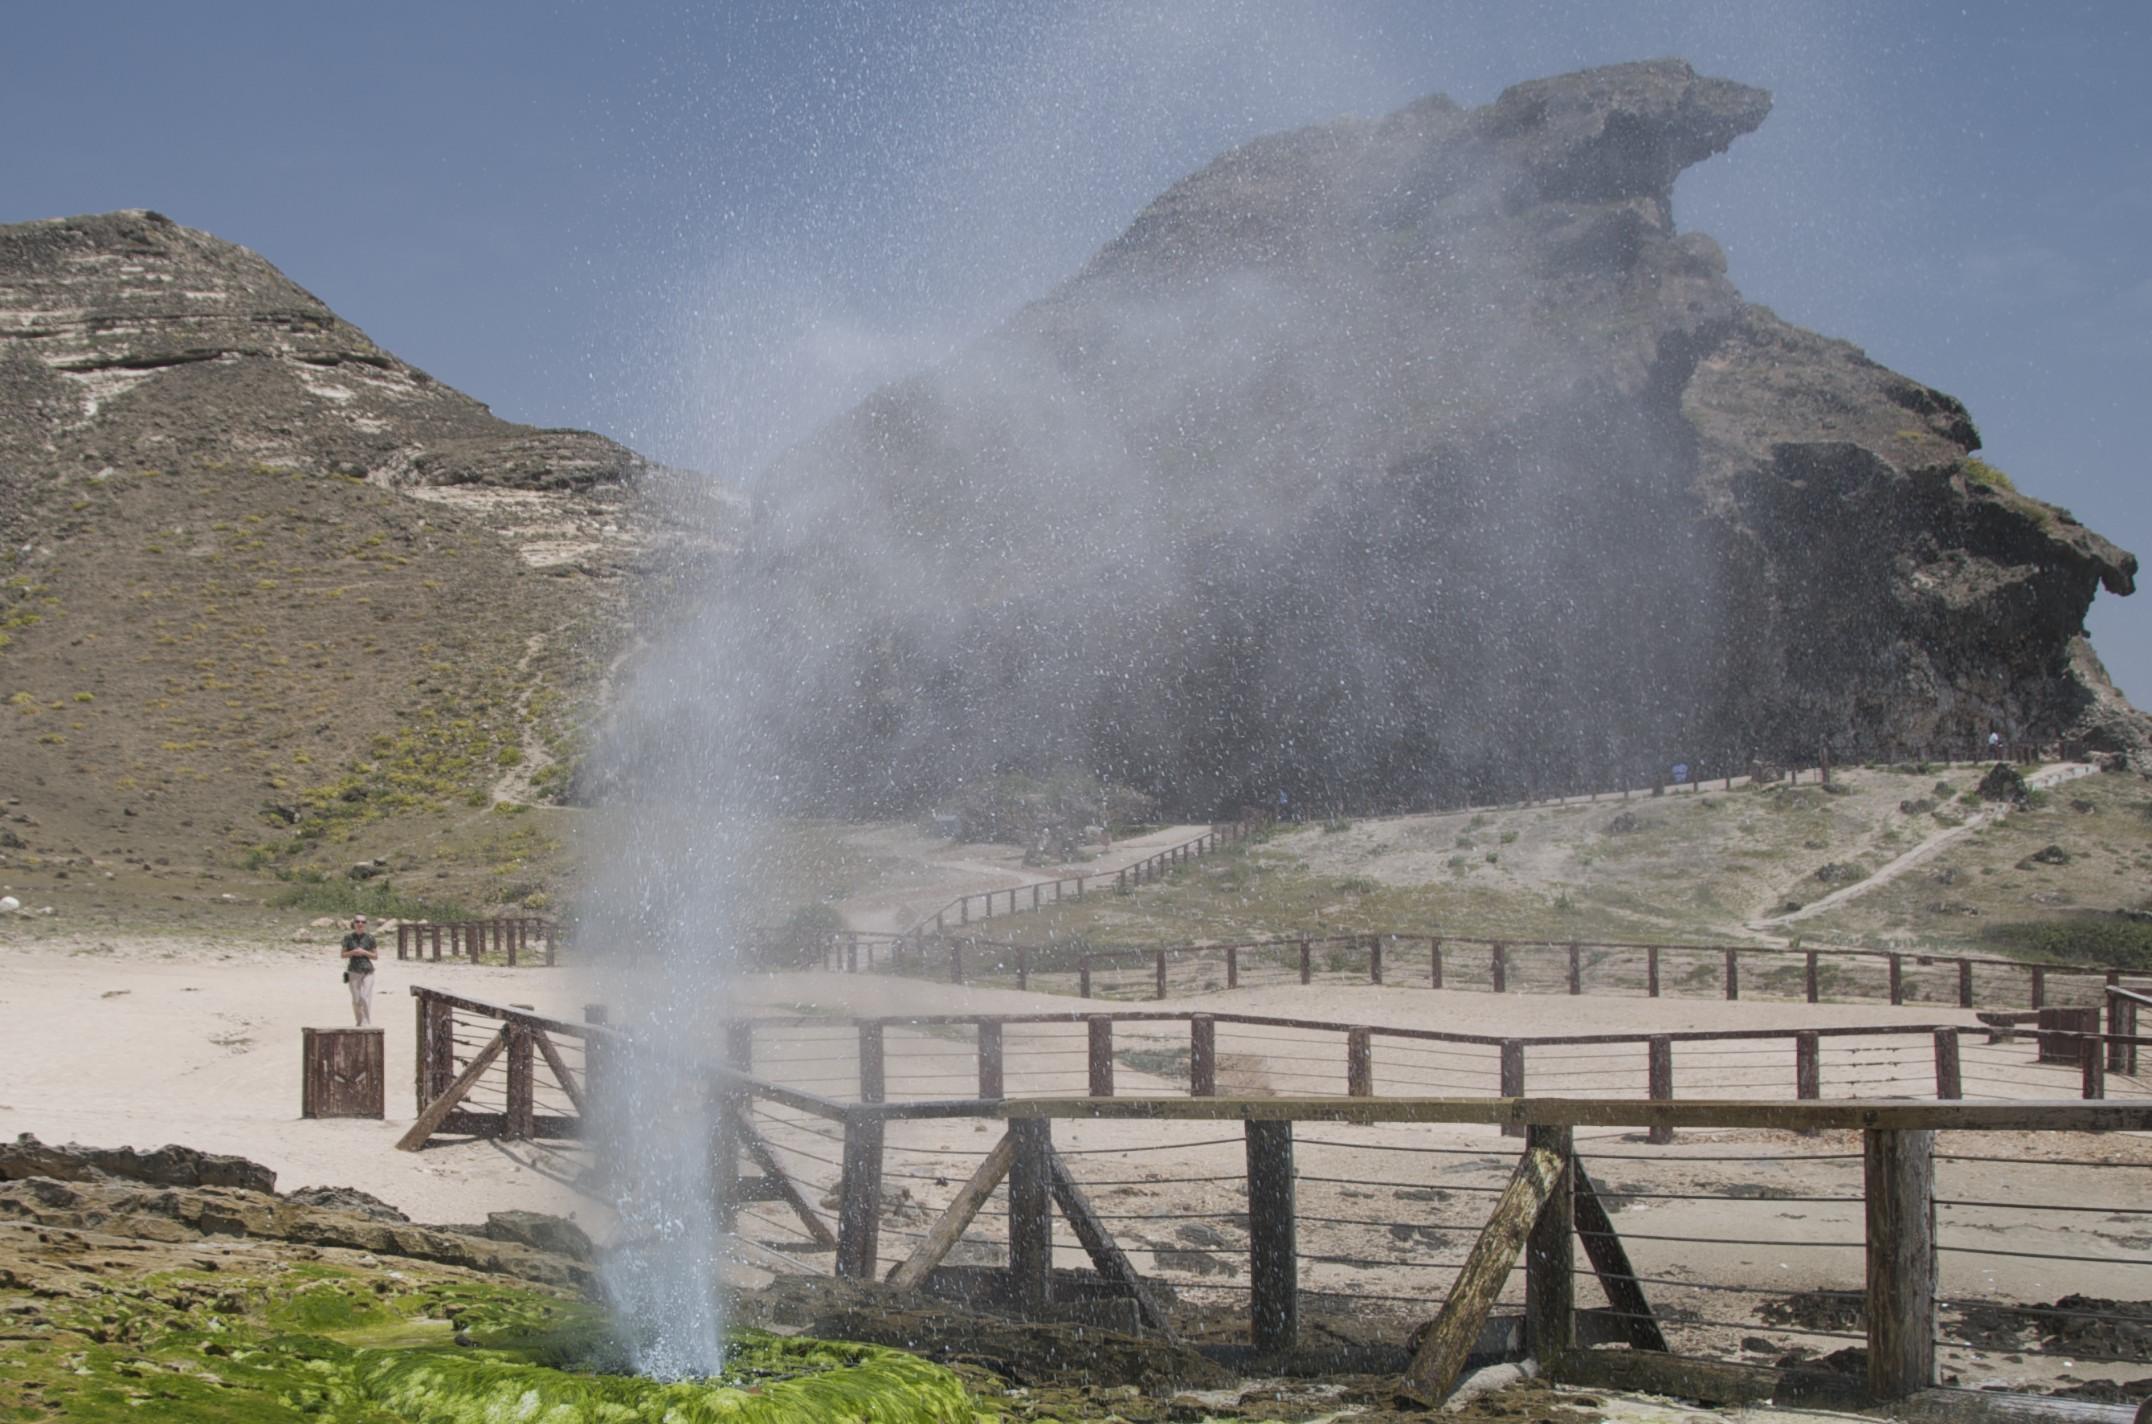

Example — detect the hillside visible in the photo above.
[0,210,724,926]
[955,762,2152,963]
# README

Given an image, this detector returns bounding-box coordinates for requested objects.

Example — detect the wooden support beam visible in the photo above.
[977,1020,1004,1100]
[1646,1036,1673,1145]
[1190,1015,1216,1097]
[859,1021,886,1104]
[1246,1119,1296,1352]
[1046,1146,1172,1332]
[1088,1017,1115,1098]
[1369,934,1384,985]
[1430,937,1444,989]
[1865,1127,1936,1400]
[1646,944,1660,998]
[1499,1039,1525,1139]
[1724,947,1740,1001]
[1572,1164,1667,1352]
[504,1025,536,1141]
[1347,1027,1374,1098]
[1008,1117,1053,1312]
[835,1113,886,1278]
[1524,1125,1574,1361]
[1934,1030,1962,1101]
[396,1027,507,1151]
[1567,942,1581,995]
[888,1128,1016,1290]
[1299,939,1312,985]
[1399,1137,1568,1404]
[736,1112,839,1250]
[1492,941,1508,993]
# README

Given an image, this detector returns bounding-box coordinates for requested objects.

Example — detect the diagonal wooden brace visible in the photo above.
[396,1027,508,1152]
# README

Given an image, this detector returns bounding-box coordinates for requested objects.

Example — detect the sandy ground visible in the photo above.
[0,923,599,1227]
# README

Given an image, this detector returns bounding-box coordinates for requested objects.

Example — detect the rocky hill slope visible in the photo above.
[742,60,2143,817]
[0,211,720,921]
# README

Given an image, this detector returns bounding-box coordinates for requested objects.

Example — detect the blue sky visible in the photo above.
[6,2,2146,702]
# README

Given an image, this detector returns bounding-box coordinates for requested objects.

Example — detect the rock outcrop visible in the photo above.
[728,59,2141,814]
[0,209,707,575]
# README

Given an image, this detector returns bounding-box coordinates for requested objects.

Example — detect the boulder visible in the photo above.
[1978,763,2030,805]
[286,1185,411,1223]
[481,1209,593,1261]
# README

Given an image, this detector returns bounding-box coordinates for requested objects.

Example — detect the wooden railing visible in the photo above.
[398,986,2151,1416]
[904,820,1254,939]
[394,917,557,966]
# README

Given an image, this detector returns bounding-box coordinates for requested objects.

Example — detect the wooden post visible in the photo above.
[1957,959,1974,1010]
[1492,941,1508,994]
[1347,1027,1374,1097]
[1245,1119,1297,1352]
[1369,934,1384,985]
[858,1022,885,1104]
[1430,937,1444,989]
[1796,1031,1821,1136]
[1646,944,1659,998]
[978,1020,1004,1100]
[397,923,410,960]
[1567,941,1581,996]
[2031,966,2046,1010]
[1933,1030,1962,1100]
[1401,1132,1568,1403]
[2082,1036,2107,1100]
[1087,1018,1115,1098]
[429,923,442,961]
[1889,954,1904,1006]
[1525,1125,1576,1362]
[959,896,970,926]
[1863,1128,1936,1400]
[1723,948,1739,1001]
[1226,945,1239,989]
[1299,939,1312,985]
[1079,962,1092,998]
[949,941,964,984]
[1015,946,1029,992]
[506,920,519,968]
[1191,1015,1216,1096]
[505,1024,535,1140]
[1805,951,1820,1004]
[1646,1036,1673,1145]
[1155,949,1168,1000]
[836,1112,886,1279]
[1500,1039,1525,1138]
[1008,1117,1053,1311]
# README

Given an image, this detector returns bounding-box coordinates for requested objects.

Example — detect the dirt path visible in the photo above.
[1747,762,2098,930]
[488,632,558,806]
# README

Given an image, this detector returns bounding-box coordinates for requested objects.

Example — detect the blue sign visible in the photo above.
[1671,762,1690,784]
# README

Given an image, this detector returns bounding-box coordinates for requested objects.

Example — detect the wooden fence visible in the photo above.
[395,989,2143,1419]
[394,916,557,967]
[842,927,2142,1020]
[906,821,1253,938]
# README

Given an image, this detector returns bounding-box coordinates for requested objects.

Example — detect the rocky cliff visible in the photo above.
[737,59,2142,815]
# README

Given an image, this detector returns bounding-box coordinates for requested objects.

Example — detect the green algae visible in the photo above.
[1,1262,991,1423]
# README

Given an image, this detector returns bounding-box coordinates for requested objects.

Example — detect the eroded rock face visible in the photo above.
[728,59,2141,815]
[0,208,710,576]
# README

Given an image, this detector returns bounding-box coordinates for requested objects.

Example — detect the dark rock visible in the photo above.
[1979,763,2031,804]
[690,59,2143,820]
[0,1132,276,1194]
[1899,797,1937,816]
[2027,844,2072,865]
[285,1185,409,1223]
[1605,811,1644,834]
[1813,862,1864,885]
[481,1209,592,1262]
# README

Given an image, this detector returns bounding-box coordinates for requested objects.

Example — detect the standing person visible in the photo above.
[1988,729,2003,761]
[340,914,378,1027]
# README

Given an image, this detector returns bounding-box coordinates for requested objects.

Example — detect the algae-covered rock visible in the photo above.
[356,1332,982,1424]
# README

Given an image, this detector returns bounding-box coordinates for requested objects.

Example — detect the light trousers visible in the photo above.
[349,969,374,1027]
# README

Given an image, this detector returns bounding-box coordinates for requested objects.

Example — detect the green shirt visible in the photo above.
[341,932,378,971]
